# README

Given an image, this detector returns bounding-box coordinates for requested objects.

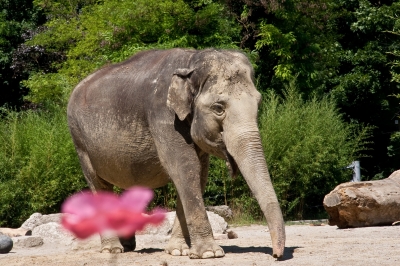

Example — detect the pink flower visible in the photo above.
[61,187,165,239]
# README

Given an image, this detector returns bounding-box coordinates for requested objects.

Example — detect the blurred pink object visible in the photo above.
[61,187,165,239]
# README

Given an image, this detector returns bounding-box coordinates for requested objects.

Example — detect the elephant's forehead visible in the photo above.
[205,56,250,77]
[208,78,252,97]
[206,63,255,96]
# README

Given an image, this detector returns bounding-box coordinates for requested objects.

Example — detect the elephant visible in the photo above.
[67,48,286,259]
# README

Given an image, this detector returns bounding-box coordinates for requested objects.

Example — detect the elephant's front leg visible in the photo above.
[100,233,123,253]
[165,152,217,258]
[165,151,223,259]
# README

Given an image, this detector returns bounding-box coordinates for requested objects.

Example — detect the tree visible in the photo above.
[22,0,240,104]
[226,0,400,180]
[0,0,45,108]
[225,0,339,96]
[326,0,400,179]
[385,1,400,175]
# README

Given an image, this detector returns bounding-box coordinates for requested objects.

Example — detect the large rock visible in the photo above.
[207,211,228,234]
[137,211,228,235]
[0,234,13,253]
[206,205,233,220]
[21,213,62,231]
[12,236,43,248]
[32,222,75,245]
[324,170,400,228]
[136,212,175,235]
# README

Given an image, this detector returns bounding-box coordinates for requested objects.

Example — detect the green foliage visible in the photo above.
[151,183,178,211]
[259,80,371,219]
[0,0,387,224]
[327,0,400,179]
[23,0,240,104]
[227,0,339,95]
[0,105,87,227]
[255,22,296,81]
[226,1,400,182]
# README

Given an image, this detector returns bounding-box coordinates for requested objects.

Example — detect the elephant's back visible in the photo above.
[66,49,194,188]
[68,48,194,119]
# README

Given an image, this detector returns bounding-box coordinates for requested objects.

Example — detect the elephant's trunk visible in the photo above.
[224,124,285,258]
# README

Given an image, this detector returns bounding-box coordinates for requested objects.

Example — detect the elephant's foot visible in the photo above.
[119,235,136,252]
[189,238,225,259]
[164,237,190,256]
[100,236,123,253]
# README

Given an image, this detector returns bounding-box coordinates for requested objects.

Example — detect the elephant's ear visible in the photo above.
[167,68,194,121]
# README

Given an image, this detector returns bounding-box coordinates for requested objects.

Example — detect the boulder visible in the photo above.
[21,213,62,231]
[324,170,400,228]
[205,205,233,220]
[137,212,175,235]
[137,211,228,235]
[32,222,75,245]
[207,211,228,234]
[0,234,13,253]
[12,236,43,248]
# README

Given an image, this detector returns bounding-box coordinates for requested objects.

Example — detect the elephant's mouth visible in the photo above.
[225,151,239,178]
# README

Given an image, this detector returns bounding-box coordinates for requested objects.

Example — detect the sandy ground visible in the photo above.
[1,223,400,266]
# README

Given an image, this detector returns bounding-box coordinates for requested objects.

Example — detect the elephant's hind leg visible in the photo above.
[75,148,125,253]
[165,196,190,256]
[119,235,136,252]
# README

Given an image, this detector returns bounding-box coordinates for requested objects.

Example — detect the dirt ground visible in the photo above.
[1,223,400,266]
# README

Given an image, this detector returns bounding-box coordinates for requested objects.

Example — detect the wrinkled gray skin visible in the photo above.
[67,49,285,259]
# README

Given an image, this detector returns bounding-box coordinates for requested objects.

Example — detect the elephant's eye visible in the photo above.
[211,103,225,116]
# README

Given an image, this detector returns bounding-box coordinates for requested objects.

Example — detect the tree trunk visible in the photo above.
[324,170,400,228]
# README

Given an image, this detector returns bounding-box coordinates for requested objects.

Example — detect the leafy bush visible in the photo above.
[259,81,371,219]
[0,104,86,227]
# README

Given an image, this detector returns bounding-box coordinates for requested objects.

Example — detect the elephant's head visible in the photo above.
[167,49,285,258]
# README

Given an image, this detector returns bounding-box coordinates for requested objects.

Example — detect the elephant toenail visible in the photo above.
[112,248,122,253]
[202,251,215,259]
[101,248,111,253]
[182,249,189,256]
[215,250,225,257]
[171,249,181,256]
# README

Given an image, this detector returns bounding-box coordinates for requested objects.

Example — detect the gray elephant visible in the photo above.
[67,48,285,259]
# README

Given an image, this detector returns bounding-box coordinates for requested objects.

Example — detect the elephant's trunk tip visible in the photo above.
[270,228,285,260]
[273,248,284,260]
[272,247,285,260]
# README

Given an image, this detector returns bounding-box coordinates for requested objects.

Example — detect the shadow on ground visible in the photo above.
[222,245,299,260]
[135,248,164,254]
